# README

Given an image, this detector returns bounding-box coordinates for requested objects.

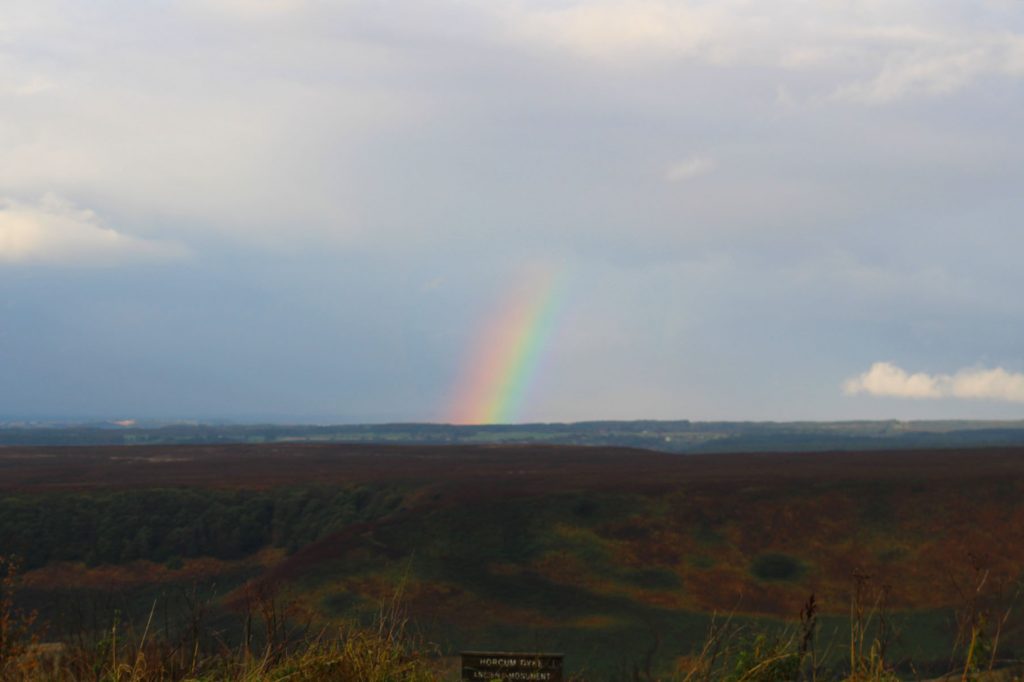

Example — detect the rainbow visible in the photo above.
[449,269,566,425]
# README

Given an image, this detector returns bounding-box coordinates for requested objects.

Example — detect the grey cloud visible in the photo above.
[0,0,1022,421]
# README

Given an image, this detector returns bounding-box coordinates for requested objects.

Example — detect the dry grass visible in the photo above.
[4,554,1024,681]
[1,554,440,682]
[669,565,1024,682]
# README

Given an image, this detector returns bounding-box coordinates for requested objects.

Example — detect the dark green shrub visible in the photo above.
[751,553,804,582]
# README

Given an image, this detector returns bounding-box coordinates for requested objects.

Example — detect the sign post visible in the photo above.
[461,651,564,681]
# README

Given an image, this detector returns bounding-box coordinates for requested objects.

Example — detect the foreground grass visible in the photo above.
[4,604,1023,682]
[3,627,440,681]
[4,555,1023,681]
[3,552,441,682]
[5,620,1024,681]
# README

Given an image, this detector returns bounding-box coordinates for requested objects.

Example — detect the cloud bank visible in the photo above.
[508,0,1024,102]
[844,362,1024,403]
[0,0,1022,420]
[0,196,187,265]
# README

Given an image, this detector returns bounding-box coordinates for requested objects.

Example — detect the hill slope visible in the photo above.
[4,443,1024,677]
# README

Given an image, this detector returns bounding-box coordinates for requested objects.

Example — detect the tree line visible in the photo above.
[0,485,405,569]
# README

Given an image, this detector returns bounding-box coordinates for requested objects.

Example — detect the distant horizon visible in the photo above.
[4,415,1024,428]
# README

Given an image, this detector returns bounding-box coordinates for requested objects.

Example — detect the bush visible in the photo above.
[750,553,804,582]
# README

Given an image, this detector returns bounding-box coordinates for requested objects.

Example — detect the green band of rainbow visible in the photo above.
[449,269,566,425]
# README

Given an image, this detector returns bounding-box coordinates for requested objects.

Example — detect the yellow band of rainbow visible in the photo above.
[449,268,566,425]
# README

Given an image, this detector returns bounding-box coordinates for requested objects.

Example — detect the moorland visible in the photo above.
[1,442,1023,679]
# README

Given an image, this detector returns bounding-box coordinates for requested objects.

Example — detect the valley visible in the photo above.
[3,443,1023,677]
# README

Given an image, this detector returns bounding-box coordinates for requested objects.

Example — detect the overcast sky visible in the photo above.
[2,0,1023,423]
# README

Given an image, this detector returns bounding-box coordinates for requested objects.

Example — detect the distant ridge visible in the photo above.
[4,419,1024,452]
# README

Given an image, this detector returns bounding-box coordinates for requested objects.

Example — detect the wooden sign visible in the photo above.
[461,651,564,681]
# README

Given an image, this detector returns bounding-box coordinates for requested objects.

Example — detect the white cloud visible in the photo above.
[501,1,1024,102]
[178,0,311,22]
[509,2,718,62]
[832,35,1024,103]
[0,74,54,97]
[0,195,187,265]
[665,156,716,182]
[0,0,1021,261]
[843,362,1024,402]
[842,362,943,399]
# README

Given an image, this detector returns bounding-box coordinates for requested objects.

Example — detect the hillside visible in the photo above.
[3,443,1024,678]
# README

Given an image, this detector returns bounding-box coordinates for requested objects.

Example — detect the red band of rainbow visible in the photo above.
[449,268,566,425]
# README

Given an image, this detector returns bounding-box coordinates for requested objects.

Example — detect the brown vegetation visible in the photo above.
[4,443,1024,494]
[4,443,1024,678]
